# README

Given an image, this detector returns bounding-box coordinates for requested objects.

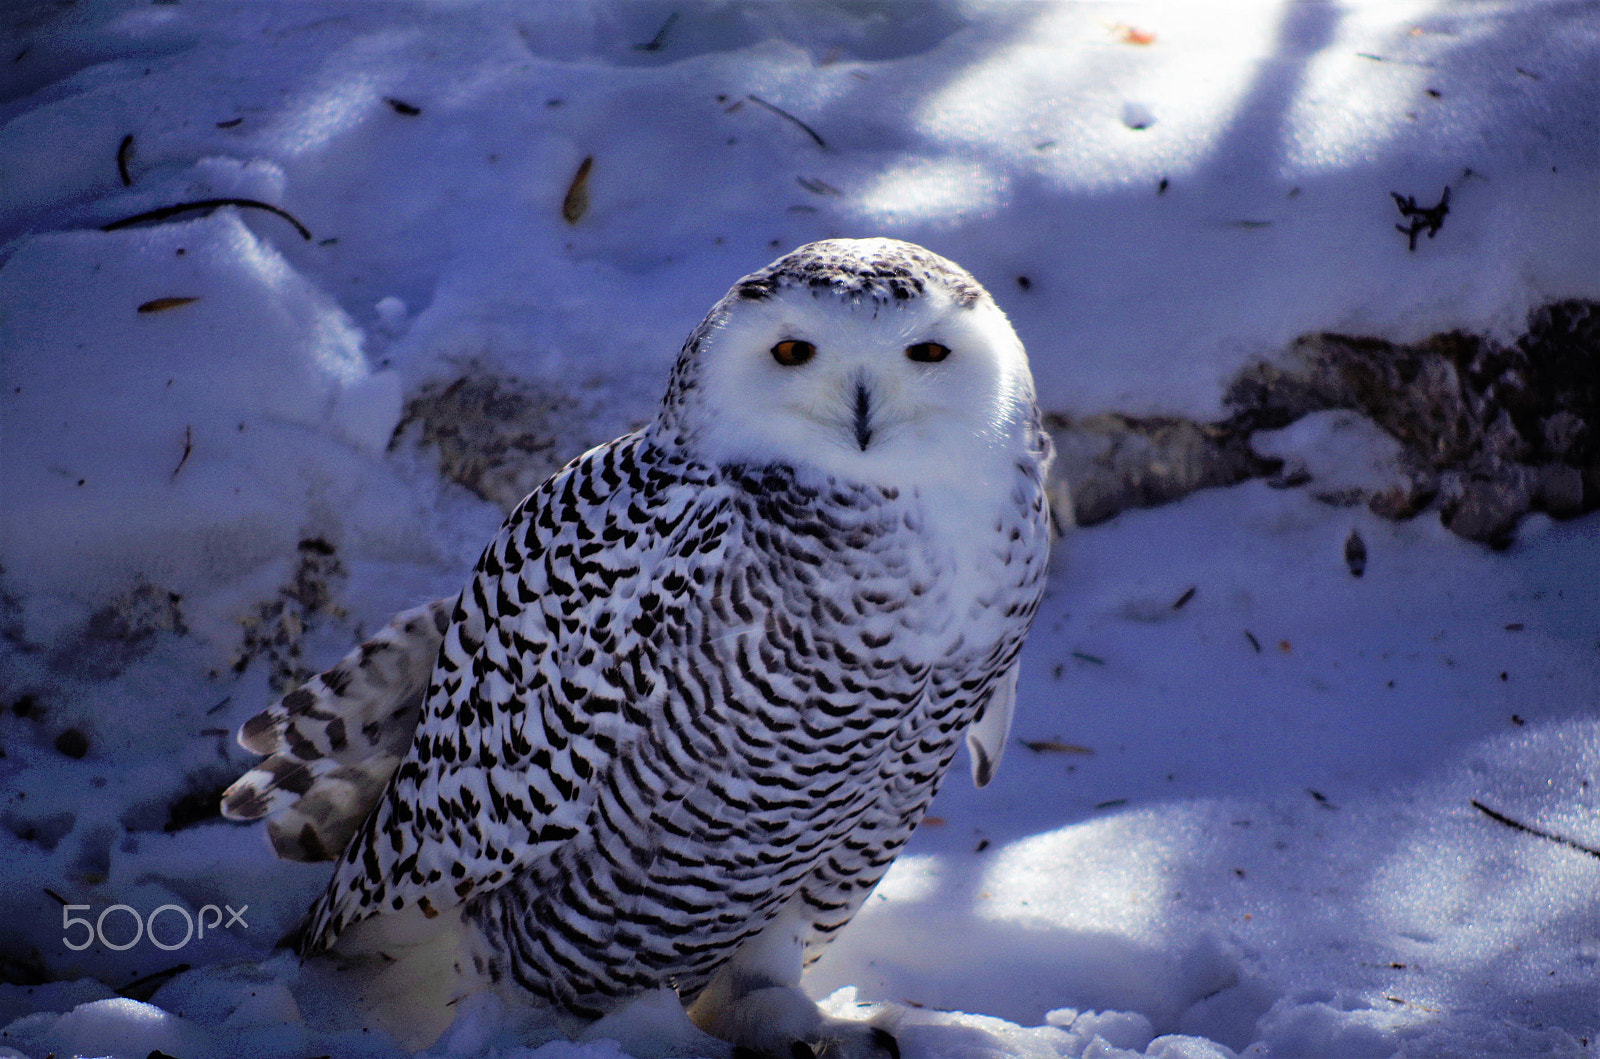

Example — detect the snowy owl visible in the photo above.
[223,238,1054,1057]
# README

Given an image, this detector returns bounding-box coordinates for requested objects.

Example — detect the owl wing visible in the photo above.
[220,596,456,861]
[299,435,735,953]
[966,429,1055,789]
[966,660,1018,789]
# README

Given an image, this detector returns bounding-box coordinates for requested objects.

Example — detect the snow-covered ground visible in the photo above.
[1,2,1596,1057]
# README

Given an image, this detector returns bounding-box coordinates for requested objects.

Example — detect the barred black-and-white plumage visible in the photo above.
[223,238,1054,1057]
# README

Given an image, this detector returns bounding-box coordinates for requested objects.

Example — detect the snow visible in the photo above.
[0,1,1596,1057]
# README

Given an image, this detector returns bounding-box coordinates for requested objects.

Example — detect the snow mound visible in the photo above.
[0,210,405,646]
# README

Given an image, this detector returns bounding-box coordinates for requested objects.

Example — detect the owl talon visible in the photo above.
[871,1026,900,1059]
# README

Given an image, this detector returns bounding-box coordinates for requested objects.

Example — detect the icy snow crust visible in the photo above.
[0,1,1596,1057]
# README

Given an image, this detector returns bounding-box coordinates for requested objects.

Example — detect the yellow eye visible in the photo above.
[906,341,951,363]
[771,339,816,367]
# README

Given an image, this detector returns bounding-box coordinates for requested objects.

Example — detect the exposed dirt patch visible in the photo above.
[1050,300,1598,546]
[391,368,599,513]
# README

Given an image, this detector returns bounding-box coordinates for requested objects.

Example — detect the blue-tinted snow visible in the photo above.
[0,2,1595,1057]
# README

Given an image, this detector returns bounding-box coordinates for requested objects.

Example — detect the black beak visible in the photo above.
[853,380,872,451]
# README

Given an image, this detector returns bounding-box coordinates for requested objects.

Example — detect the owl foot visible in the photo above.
[695,982,900,1059]
[685,902,902,1058]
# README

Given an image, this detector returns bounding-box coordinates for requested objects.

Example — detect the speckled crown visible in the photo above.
[732,238,986,308]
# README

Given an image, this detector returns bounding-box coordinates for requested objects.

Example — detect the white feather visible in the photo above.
[967,662,1018,788]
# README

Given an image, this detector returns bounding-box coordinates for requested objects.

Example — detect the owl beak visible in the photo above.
[853,379,873,451]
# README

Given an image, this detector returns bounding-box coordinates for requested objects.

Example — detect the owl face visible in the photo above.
[682,240,1038,488]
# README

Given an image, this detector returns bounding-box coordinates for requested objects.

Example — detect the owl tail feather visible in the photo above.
[220,595,457,862]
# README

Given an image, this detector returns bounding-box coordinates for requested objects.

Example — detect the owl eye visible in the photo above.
[905,341,951,363]
[771,339,816,367]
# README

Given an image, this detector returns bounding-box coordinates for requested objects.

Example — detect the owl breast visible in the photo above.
[461,452,1048,1016]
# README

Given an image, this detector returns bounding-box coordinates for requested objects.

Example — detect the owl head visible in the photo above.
[661,239,1043,488]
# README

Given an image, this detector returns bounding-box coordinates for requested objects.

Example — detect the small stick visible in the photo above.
[746,95,827,149]
[172,425,193,480]
[43,887,68,906]
[117,134,134,186]
[796,175,840,196]
[1391,187,1450,251]
[1472,800,1600,859]
[103,198,313,240]
[633,11,679,52]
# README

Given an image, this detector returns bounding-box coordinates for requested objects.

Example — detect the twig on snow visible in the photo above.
[633,11,679,51]
[746,95,827,150]
[103,198,313,240]
[117,133,134,186]
[1471,799,1600,859]
[120,962,191,1001]
[1392,187,1450,251]
[172,425,193,481]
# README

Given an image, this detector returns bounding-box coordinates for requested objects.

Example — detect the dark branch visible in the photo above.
[119,962,191,1001]
[1391,187,1450,251]
[1472,799,1600,859]
[103,198,313,240]
[746,95,827,150]
[171,424,193,481]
